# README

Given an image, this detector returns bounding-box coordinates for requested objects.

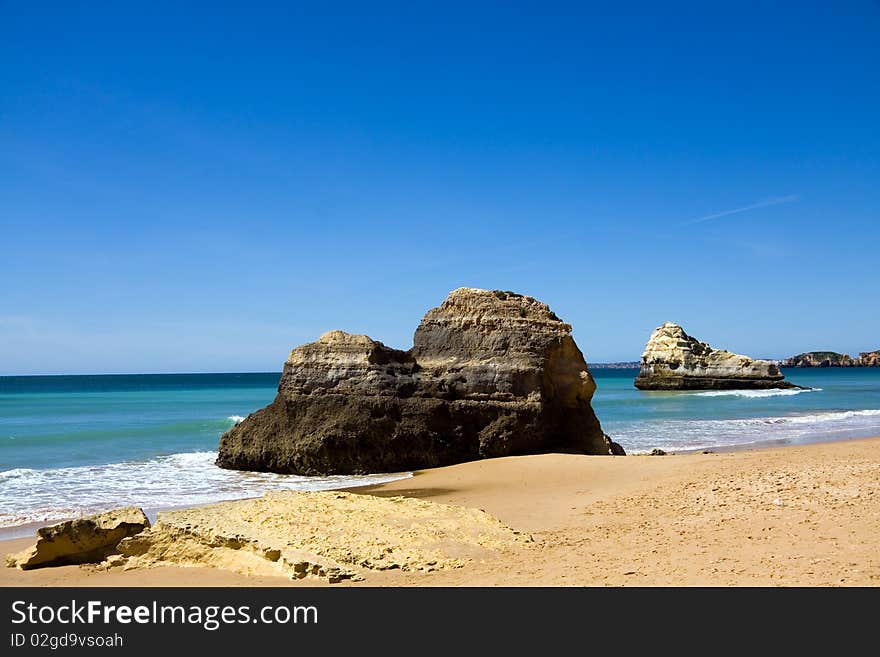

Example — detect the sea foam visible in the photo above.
[783,408,880,424]
[604,408,880,454]
[0,451,411,529]
[693,388,820,398]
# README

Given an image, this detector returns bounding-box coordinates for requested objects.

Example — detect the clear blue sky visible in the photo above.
[2,2,879,374]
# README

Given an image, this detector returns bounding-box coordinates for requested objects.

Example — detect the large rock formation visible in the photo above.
[6,507,149,570]
[634,322,796,390]
[859,350,880,367]
[217,288,622,476]
[781,352,857,367]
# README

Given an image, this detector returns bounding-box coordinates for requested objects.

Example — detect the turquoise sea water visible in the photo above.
[1,369,879,529]
[594,368,880,451]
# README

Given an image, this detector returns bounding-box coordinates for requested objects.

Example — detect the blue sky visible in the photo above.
[2,2,879,374]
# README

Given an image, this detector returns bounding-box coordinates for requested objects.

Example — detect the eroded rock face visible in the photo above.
[217,288,621,475]
[117,490,524,583]
[781,352,857,368]
[6,507,149,570]
[859,351,880,367]
[634,322,795,390]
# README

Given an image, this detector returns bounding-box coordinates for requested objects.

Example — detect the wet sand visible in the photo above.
[2,436,879,586]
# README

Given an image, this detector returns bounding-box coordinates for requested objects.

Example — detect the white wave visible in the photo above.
[784,409,880,424]
[227,415,246,424]
[605,408,880,454]
[0,468,37,482]
[693,388,820,398]
[0,451,412,529]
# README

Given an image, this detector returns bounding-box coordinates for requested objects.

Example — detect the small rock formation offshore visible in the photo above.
[218,288,623,476]
[6,507,149,570]
[634,322,796,390]
[860,350,880,367]
[781,352,858,368]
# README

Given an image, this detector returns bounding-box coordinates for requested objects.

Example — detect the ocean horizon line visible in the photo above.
[3,366,643,378]
[0,362,822,377]
[0,371,284,378]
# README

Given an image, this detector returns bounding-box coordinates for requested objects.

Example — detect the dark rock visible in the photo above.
[606,434,626,455]
[217,288,620,475]
[649,448,667,456]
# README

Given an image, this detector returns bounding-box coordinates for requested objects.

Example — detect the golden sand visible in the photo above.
[2,437,879,586]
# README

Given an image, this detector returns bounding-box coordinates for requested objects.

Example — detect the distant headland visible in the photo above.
[780,350,880,368]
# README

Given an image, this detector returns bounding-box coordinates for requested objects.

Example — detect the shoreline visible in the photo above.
[1,430,877,539]
[1,429,875,539]
[0,474,413,541]
[2,435,879,586]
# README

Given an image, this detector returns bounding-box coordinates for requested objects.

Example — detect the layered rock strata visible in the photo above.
[218,288,622,475]
[635,322,796,390]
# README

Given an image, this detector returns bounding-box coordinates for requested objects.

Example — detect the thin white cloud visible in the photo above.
[684,194,799,225]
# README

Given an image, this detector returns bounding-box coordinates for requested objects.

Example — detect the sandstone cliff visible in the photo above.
[781,352,857,367]
[859,350,880,367]
[217,288,622,476]
[634,322,795,390]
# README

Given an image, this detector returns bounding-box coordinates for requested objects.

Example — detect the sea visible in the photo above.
[2,368,879,533]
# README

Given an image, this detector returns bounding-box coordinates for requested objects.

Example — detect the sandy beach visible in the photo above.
[2,436,879,587]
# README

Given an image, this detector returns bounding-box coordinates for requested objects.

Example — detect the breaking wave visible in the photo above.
[605,409,880,454]
[693,388,821,398]
[0,451,411,530]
